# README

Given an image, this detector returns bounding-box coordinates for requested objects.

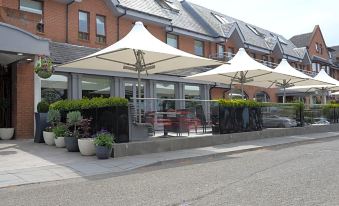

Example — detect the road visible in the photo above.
[1,137,339,206]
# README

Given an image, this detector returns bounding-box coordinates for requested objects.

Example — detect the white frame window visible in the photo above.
[19,0,42,14]
[194,40,204,56]
[166,34,178,48]
[213,13,229,24]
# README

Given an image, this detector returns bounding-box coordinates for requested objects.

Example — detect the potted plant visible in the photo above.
[0,98,15,140]
[43,109,60,146]
[78,118,96,156]
[53,123,67,148]
[94,131,114,159]
[64,111,82,152]
[34,100,49,143]
[34,55,54,79]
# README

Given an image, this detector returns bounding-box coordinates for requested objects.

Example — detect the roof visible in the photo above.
[187,2,301,59]
[290,32,312,48]
[49,42,99,64]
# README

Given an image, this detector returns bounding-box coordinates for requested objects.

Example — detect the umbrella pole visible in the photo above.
[241,82,244,99]
[137,69,142,123]
[283,87,286,104]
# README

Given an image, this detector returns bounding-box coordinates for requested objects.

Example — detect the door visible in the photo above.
[123,80,146,116]
[0,66,11,128]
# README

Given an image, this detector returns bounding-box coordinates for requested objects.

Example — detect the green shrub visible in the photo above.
[50,97,128,111]
[52,124,67,138]
[37,101,49,113]
[47,109,61,127]
[218,99,264,108]
[94,132,114,147]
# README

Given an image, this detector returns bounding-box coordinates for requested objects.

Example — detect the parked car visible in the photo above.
[263,115,297,128]
[312,118,330,125]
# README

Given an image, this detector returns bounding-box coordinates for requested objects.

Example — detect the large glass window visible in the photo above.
[194,40,204,56]
[41,74,68,103]
[79,11,89,40]
[20,0,42,14]
[81,76,110,99]
[255,91,270,102]
[184,85,200,109]
[155,82,175,111]
[96,15,106,44]
[166,34,178,48]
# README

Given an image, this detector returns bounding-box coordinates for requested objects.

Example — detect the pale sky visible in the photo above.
[188,0,339,47]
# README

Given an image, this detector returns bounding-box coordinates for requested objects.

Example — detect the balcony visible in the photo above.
[209,52,316,77]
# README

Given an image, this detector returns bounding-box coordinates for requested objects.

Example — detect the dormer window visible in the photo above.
[20,0,42,15]
[213,13,229,24]
[157,0,180,12]
[278,36,287,45]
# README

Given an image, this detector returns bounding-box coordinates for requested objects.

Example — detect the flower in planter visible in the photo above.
[34,55,54,79]
[94,132,114,147]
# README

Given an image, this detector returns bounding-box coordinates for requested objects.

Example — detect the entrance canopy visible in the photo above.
[0,22,49,65]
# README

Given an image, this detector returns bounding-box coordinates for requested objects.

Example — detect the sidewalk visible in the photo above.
[1,131,339,188]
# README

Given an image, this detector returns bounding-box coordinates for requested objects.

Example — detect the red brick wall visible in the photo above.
[11,62,34,139]
[308,26,329,59]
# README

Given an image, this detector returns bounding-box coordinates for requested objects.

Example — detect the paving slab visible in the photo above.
[0,131,339,188]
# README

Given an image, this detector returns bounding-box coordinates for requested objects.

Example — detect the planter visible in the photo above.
[34,113,48,143]
[78,138,96,156]
[55,136,65,148]
[95,146,112,159]
[0,128,15,140]
[43,131,55,146]
[64,136,79,152]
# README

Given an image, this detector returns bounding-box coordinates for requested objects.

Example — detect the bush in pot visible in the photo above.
[43,109,60,146]
[53,123,67,148]
[78,118,96,156]
[64,111,82,152]
[94,132,114,159]
[34,101,50,143]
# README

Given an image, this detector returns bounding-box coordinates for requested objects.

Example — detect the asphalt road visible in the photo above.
[2,137,339,206]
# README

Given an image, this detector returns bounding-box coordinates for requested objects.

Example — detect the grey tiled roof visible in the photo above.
[49,42,99,64]
[187,2,301,59]
[293,47,308,59]
[117,0,211,36]
[290,32,312,48]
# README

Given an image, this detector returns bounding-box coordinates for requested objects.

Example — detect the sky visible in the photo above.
[188,0,339,46]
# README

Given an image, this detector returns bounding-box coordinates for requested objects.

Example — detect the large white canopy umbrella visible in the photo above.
[253,59,329,103]
[287,69,339,104]
[58,21,221,122]
[186,48,293,99]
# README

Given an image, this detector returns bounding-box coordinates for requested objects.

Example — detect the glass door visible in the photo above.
[123,80,146,117]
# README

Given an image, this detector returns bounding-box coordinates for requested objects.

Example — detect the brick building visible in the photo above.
[0,0,332,139]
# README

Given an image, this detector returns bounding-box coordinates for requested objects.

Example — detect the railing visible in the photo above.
[209,51,316,77]
[131,98,338,138]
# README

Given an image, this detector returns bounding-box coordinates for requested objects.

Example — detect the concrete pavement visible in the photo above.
[1,131,339,189]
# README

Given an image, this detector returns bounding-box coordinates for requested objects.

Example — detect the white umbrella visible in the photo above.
[186,48,292,99]
[59,21,221,122]
[287,69,339,104]
[254,59,329,103]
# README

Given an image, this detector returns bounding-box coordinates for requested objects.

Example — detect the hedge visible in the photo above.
[50,97,129,111]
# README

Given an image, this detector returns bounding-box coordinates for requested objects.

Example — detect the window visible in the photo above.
[269,57,274,67]
[278,36,287,45]
[166,34,178,48]
[79,11,89,40]
[227,47,235,59]
[246,24,262,36]
[20,0,42,14]
[155,82,175,111]
[255,92,270,102]
[225,89,248,99]
[329,52,332,59]
[262,55,269,66]
[41,74,68,103]
[81,76,111,99]
[194,40,204,56]
[213,13,229,24]
[96,15,106,43]
[315,43,319,53]
[157,0,179,12]
[320,44,323,54]
[217,44,225,59]
[250,53,256,59]
[312,63,317,72]
[184,84,200,109]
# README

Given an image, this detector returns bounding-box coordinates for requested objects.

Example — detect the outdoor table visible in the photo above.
[155,111,177,136]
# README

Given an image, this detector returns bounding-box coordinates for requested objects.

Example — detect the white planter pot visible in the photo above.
[78,138,96,156]
[55,136,65,148]
[0,128,15,140]
[43,131,55,146]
